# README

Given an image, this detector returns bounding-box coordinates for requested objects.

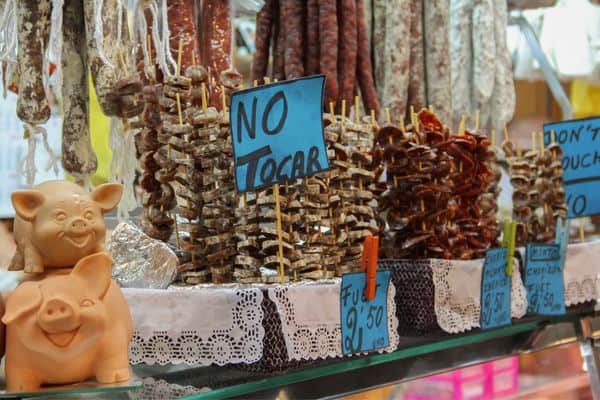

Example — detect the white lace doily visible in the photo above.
[124,287,264,366]
[129,377,210,399]
[564,240,600,306]
[268,280,399,361]
[431,258,528,334]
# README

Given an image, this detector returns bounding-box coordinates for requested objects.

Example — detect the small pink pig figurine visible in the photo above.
[9,180,123,273]
[2,252,133,391]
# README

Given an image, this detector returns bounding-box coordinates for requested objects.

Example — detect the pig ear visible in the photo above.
[72,252,113,299]
[2,282,42,324]
[90,183,123,213]
[11,190,45,221]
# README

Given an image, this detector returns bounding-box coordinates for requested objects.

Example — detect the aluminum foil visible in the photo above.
[107,222,177,289]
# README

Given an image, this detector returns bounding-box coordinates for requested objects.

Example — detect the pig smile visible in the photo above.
[45,328,80,347]
[64,233,92,248]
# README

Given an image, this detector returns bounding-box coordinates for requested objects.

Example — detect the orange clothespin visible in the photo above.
[360,235,379,301]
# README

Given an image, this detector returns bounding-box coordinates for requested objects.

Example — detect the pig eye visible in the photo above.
[83,210,94,220]
[80,299,94,307]
[55,212,67,222]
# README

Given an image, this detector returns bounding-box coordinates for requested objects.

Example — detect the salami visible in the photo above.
[491,0,515,134]
[355,0,380,116]
[319,0,339,103]
[83,0,121,117]
[203,0,232,73]
[305,0,320,75]
[166,0,200,74]
[424,0,452,123]
[62,0,97,177]
[337,0,357,108]
[472,0,495,128]
[271,0,285,80]
[372,0,386,97]
[252,0,274,82]
[450,0,474,129]
[382,0,410,120]
[407,0,426,112]
[282,0,305,79]
[16,0,51,125]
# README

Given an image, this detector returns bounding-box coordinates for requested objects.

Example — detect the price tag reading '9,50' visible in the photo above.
[524,243,565,315]
[480,248,511,330]
[340,270,391,355]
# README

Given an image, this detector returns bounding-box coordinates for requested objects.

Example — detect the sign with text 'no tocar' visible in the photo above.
[230,75,330,193]
[544,117,600,217]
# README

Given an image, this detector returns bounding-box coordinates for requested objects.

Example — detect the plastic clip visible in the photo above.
[360,235,379,301]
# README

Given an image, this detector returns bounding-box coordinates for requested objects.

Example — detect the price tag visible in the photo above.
[480,248,511,330]
[524,243,565,315]
[230,75,329,193]
[543,118,600,218]
[340,270,391,355]
[555,217,570,269]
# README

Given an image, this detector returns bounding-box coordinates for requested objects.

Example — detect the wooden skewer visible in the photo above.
[539,131,545,153]
[274,183,285,281]
[384,108,391,125]
[177,38,183,76]
[491,129,496,147]
[200,82,208,113]
[370,109,376,126]
[475,109,480,130]
[428,104,434,113]
[221,85,227,112]
[355,96,360,124]
[531,131,536,153]
[147,34,153,66]
[458,116,466,136]
[580,220,585,242]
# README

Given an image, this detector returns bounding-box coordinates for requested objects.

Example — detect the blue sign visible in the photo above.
[230,75,330,192]
[524,243,565,315]
[480,248,511,330]
[544,117,600,217]
[340,270,391,355]
[555,217,570,270]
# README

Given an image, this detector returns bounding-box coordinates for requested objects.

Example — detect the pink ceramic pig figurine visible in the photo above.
[2,252,132,391]
[9,180,123,273]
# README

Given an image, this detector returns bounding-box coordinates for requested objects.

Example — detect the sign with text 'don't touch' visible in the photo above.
[230,75,329,193]
[544,117,600,217]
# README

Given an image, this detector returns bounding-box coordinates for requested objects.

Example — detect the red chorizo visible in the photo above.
[356,0,380,117]
[167,0,200,74]
[305,0,320,75]
[337,0,357,109]
[319,0,339,104]
[282,0,305,79]
[252,0,274,83]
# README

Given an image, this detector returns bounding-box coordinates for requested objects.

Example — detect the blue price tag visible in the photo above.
[480,248,511,330]
[543,117,600,218]
[340,270,391,355]
[230,75,330,193]
[524,243,565,315]
[555,217,570,269]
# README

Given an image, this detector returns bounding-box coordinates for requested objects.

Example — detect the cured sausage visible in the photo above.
[202,0,232,73]
[252,0,274,82]
[62,0,97,178]
[424,0,452,123]
[337,0,357,108]
[319,0,339,103]
[83,0,122,117]
[282,0,305,79]
[166,0,200,74]
[271,0,286,80]
[372,0,386,98]
[491,0,515,134]
[16,0,51,125]
[450,0,473,129]
[355,0,380,116]
[407,0,426,112]
[382,0,410,120]
[305,0,320,75]
[472,0,495,128]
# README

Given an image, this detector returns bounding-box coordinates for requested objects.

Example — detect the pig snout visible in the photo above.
[68,218,89,235]
[38,298,80,333]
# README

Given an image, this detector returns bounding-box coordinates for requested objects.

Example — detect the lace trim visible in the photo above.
[563,241,600,306]
[127,288,264,366]
[431,258,528,334]
[129,377,210,399]
[268,280,399,361]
